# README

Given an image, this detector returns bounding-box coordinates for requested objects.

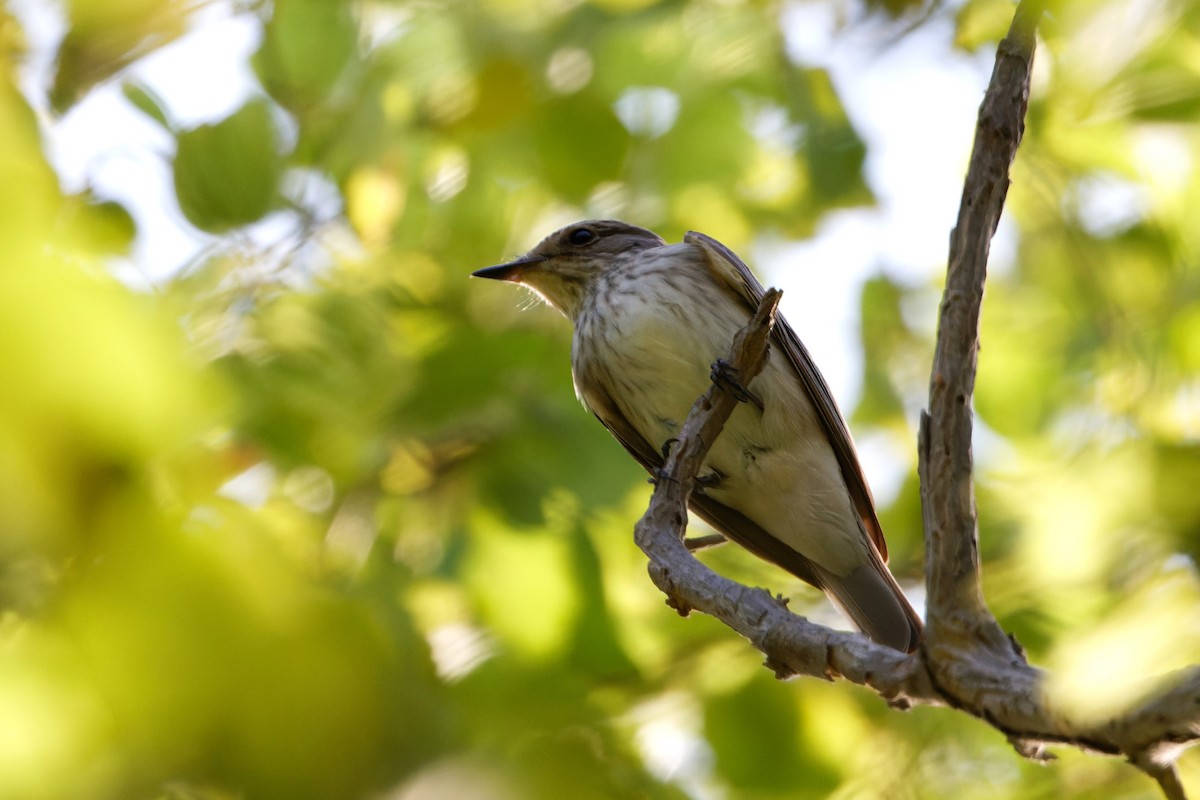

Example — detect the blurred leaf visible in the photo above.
[0,81,62,258]
[1153,443,1200,561]
[874,469,926,574]
[592,9,688,92]
[463,515,579,659]
[216,287,416,485]
[1048,568,1200,724]
[1125,60,1200,122]
[532,94,631,200]
[786,68,871,209]
[976,282,1071,437]
[853,275,909,426]
[59,193,138,255]
[0,257,216,564]
[255,0,359,111]
[172,98,285,233]
[655,92,752,190]
[704,676,818,793]
[59,511,444,799]
[450,660,686,799]
[462,57,537,131]
[10,0,1200,798]
[51,0,189,111]
[290,68,389,182]
[955,0,1019,51]
[867,0,937,16]
[121,79,173,129]
[565,517,640,680]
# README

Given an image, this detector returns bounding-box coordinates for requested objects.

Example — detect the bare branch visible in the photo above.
[915,0,1200,792]
[629,1,1200,797]
[633,289,940,705]
[631,278,1200,790]
[920,0,1043,648]
[683,533,727,551]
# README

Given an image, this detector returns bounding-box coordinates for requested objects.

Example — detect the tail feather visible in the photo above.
[684,494,923,652]
[814,555,923,653]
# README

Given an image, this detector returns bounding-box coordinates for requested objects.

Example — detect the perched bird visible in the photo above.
[473,220,922,652]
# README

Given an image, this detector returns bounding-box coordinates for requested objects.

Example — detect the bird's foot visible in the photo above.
[695,469,724,494]
[711,359,764,410]
[648,466,677,487]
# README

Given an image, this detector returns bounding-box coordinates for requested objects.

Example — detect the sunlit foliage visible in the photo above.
[2,0,1199,797]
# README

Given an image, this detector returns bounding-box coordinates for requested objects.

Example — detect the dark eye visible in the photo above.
[568,228,596,246]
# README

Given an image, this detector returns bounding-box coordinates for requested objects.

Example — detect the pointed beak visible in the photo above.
[471,256,546,282]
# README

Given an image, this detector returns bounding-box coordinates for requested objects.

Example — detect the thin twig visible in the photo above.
[684,533,727,551]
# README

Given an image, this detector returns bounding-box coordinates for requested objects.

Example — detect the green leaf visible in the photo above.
[955,0,1019,52]
[67,195,137,256]
[565,519,639,679]
[51,0,189,112]
[172,98,284,233]
[704,677,830,793]
[531,94,630,200]
[852,275,909,426]
[655,92,753,188]
[255,0,359,110]
[787,68,870,208]
[1124,60,1200,122]
[121,80,172,130]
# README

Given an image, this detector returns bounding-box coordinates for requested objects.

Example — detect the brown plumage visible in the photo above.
[474,220,923,652]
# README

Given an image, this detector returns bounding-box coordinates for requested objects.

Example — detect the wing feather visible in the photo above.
[683,231,889,561]
[579,376,825,589]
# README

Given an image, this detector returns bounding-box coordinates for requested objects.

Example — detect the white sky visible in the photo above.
[12,0,996,500]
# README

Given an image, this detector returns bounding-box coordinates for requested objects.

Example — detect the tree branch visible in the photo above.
[919,0,1043,653]
[915,1,1200,788]
[630,1,1200,797]
[633,289,939,706]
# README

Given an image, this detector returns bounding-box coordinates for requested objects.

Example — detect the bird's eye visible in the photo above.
[568,228,597,246]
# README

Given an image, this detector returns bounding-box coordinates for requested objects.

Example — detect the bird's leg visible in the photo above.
[647,438,681,486]
[643,441,681,484]
[711,359,764,410]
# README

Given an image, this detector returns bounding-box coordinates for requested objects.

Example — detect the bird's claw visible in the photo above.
[711,359,764,410]
[649,467,676,487]
[695,470,723,493]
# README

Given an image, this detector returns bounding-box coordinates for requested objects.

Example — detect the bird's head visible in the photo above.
[472,220,665,320]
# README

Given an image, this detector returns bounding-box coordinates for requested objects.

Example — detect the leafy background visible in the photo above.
[2,0,1200,797]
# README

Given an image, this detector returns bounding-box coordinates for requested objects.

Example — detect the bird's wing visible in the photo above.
[684,230,889,561]
[579,373,824,588]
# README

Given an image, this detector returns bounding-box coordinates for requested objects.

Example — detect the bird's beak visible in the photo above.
[471,256,546,282]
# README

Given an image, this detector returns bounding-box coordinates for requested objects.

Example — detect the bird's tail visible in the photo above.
[814,552,923,653]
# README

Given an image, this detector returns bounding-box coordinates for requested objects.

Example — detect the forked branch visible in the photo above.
[631,1,1200,796]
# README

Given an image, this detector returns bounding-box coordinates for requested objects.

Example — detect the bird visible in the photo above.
[473,220,923,652]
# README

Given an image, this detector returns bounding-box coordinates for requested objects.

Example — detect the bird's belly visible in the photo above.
[700,429,866,574]
[594,317,866,574]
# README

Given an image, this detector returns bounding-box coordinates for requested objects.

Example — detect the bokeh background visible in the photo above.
[3,0,1200,797]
